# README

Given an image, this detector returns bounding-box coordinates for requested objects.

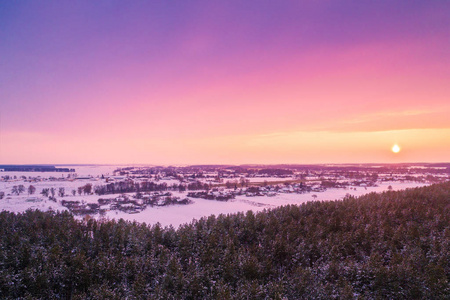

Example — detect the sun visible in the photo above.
[392,144,401,153]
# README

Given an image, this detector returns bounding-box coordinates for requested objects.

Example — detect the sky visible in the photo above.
[1,0,449,165]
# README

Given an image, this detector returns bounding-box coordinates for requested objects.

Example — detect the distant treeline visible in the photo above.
[0,165,75,172]
[94,180,210,195]
[0,182,449,299]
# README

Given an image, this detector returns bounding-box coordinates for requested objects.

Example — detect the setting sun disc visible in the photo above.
[392,144,401,153]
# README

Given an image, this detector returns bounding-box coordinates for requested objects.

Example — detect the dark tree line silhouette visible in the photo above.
[93,180,211,195]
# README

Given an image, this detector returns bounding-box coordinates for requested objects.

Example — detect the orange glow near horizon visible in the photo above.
[2,128,449,165]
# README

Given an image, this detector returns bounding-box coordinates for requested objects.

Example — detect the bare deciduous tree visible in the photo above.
[28,185,36,195]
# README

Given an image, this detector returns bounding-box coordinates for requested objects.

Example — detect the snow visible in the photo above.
[0,194,68,214]
[0,165,118,179]
[1,166,430,228]
[1,164,436,227]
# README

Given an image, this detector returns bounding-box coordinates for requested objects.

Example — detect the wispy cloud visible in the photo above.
[312,108,450,133]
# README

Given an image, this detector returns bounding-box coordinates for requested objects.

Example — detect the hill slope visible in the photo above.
[1,182,449,299]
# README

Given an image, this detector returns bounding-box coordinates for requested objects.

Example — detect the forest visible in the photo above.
[0,182,449,299]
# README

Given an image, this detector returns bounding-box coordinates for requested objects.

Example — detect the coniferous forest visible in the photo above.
[0,182,449,299]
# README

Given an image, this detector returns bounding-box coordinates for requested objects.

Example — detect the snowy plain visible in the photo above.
[0,165,430,228]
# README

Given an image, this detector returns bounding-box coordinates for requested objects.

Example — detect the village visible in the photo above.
[0,163,449,217]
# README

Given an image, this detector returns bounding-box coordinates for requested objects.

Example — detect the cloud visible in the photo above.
[317,108,450,133]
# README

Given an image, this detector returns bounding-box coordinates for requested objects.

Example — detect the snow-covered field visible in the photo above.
[98,181,426,227]
[0,165,118,179]
[0,166,431,228]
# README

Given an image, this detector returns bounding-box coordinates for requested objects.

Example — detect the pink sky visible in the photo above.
[1,1,449,164]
